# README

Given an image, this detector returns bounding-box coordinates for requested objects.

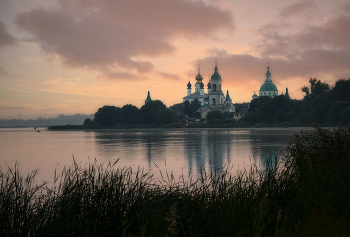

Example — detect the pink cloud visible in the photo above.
[156,71,179,80]
[278,0,318,19]
[0,65,8,76]
[15,0,234,80]
[0,21,17,48]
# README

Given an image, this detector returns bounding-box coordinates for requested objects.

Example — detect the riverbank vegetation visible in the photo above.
[78,78,350,129]
[240,78,350,127]
[1,125,350,236]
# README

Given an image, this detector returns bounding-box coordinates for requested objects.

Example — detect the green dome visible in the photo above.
[260,82,278,91]
[211,66,221,80]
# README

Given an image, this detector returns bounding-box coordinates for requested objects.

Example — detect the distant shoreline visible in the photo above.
[47,123,315,130]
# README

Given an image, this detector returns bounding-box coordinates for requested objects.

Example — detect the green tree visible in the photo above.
[183,100,192,117]
[121,104,139,125]
[155,109,177,124]
[331,79,350,102]
[169,102,184,112]
[301,86,310,98]
[190,99,201,117]
[112,107,122,124]
[206,110,223,122]
[326,101,350,125]
[310,100,332,124]
[94,106,117,125]
[138,100,167,124]
[83,118,92,126]
[340,107,350,126]
[274,110,288,123]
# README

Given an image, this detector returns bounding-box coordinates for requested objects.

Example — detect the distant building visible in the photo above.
[252,64,279,99]
[183,60,235,114]
[233,108,249,120]
[145,90,152,104]
[251,64,291,101]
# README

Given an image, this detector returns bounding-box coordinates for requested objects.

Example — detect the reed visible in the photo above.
[1,125,350,236]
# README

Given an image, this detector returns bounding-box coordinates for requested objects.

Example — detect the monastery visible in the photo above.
[182,62,235,118]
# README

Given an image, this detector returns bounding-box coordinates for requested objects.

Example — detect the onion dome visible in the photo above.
[200,82,204,89]
[195,72,203,84]
[187,81,192,89]
[207,81,211,89]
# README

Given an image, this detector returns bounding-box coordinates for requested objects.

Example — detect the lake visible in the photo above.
[0,127,313,183]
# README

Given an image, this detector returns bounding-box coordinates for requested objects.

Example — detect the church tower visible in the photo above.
[145,90,152,104]
[208,59,225,108]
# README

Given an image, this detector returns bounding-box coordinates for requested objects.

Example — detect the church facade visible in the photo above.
[183,63,235,115]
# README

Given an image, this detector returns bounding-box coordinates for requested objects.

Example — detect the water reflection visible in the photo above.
[93,128,301,178]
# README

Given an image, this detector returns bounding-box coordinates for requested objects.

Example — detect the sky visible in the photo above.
[0,0,350,120]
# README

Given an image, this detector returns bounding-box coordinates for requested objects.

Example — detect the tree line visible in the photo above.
[84,100,178,126]
[241,78,350,127]
[86,77,350,127]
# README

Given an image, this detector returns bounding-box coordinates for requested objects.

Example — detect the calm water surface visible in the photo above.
[0,127,313,183]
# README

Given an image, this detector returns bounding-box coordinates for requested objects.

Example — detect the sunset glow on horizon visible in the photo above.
[1,0,350,120]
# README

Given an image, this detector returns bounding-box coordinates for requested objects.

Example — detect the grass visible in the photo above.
[1,125,350,236]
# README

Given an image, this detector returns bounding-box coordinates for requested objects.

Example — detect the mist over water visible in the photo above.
[0,127,313,183]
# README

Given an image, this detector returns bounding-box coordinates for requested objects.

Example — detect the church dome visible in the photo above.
[195,72,203,84]
[211,66,221,80]
[260,81,278,91]
[187,81,192,89]
[259,65,278,93]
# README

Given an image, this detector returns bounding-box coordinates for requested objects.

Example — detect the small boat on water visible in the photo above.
[37,129,40,132]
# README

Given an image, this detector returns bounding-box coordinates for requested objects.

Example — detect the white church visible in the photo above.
[182,62,235,117]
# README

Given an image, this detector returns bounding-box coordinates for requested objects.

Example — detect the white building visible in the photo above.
[183,62,235,115]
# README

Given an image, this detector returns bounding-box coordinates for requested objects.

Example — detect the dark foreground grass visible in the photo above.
[1,125,350,236]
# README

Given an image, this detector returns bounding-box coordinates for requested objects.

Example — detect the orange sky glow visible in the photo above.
[1,0,350,119]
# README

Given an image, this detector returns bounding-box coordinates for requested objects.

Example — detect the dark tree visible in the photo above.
[206,110,223,121]
[83,118,92,126]
[301,86,310,98]
[155,109,177,124]
[169,102,184,112]
[94,106,117,125]
[112,107,122,124]
[183,100,192,116]
[331,79,350,102]
[190,99,201,117]
[121,104,139,125]
[138,100,167,124]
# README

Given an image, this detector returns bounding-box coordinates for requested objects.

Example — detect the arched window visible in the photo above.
[221,98,223,105]
[213,84,217,91]
[212,98,216,106]
[219,84,221,91]
[264,92,266,95]
[269,92,271,95]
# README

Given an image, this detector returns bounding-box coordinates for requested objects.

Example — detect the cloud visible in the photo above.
[192,2,350,99]
[156,71,179,80]
[0,66,8,76]
[278,0,318,19]
[15,0,234,80]
[0,106,26,109]
[0,21,17,49]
